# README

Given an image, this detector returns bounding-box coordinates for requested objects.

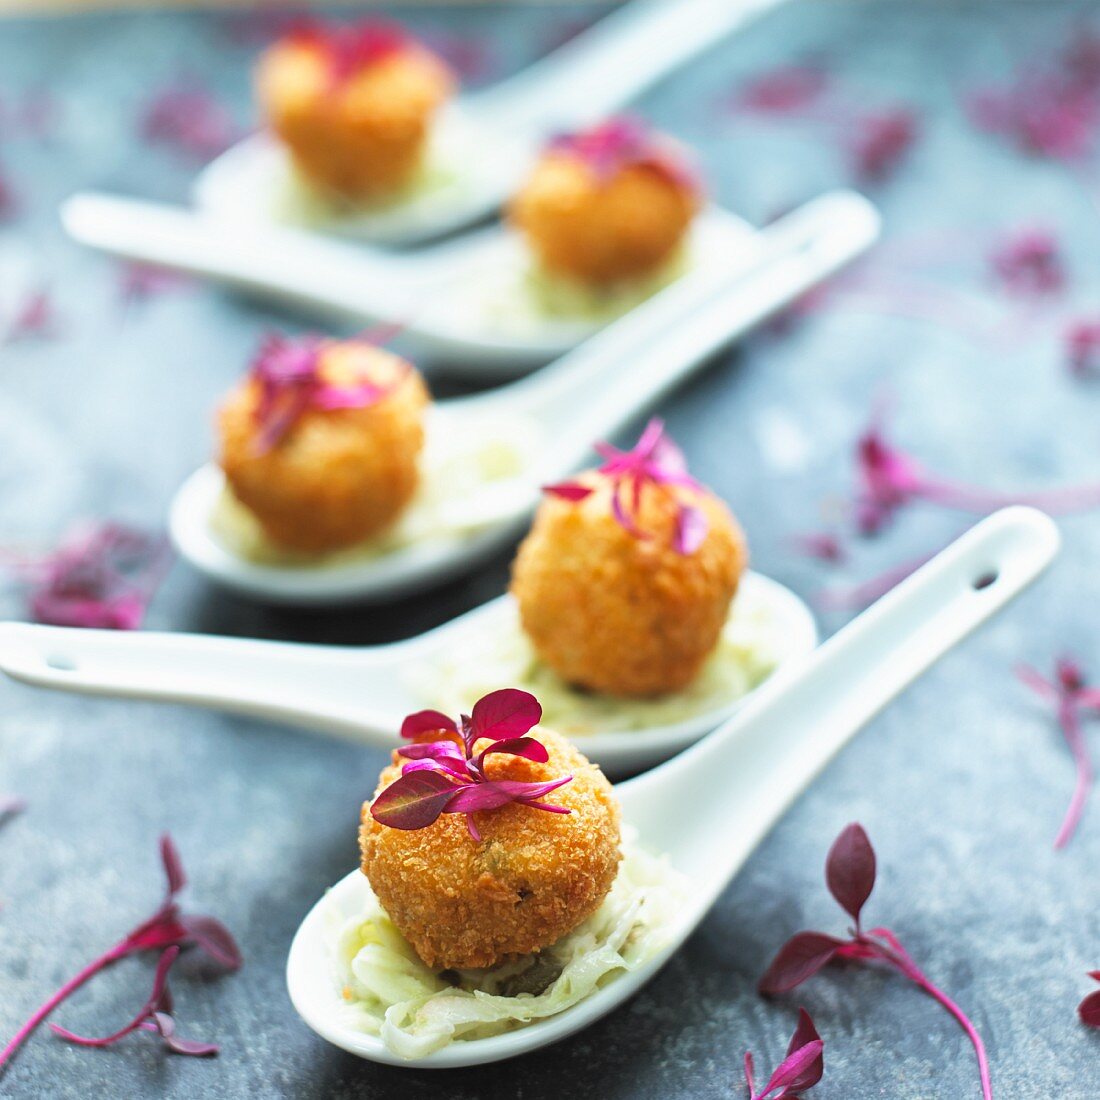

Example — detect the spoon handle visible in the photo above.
[61,193,420,321]
[620,507,1060,887]
[476,0,789,131]
[502,190,879,476]
[0,623,410,745]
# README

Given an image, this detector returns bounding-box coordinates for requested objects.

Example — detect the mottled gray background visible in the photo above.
[2,2,1100,1097]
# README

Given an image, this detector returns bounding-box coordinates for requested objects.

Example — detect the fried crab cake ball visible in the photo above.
[361,727,621,970]
[508,117,701,286]
[511,464,747,697]
[257,21,454,201]
[218,336,429,554]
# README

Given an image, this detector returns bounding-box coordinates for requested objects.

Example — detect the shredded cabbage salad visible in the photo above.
[331,832,687,1059]
[211,415,537,567]
[420,580,786,736]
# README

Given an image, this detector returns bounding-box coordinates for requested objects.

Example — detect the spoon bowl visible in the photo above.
[284,507,1059,1067]
[0,571,815,777]
[160,191,879,604]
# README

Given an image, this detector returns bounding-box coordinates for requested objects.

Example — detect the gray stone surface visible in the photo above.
[2,2,1100,1097]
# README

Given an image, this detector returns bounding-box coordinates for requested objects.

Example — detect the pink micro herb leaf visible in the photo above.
[1017,657,1100,848]
[759,823,992,1100]
[249,330,403,452]
[736,64,830,114]
[547,116,703,195]
[370,689,572,842]
[544,418,709,555]
[288,20,411,85]
[851,108,918,182]
[743,1008,824,1099]
[0,835,241,1072]
[1079,972,1100,1028]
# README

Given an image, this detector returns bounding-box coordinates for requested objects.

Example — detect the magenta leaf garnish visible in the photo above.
[248,331,403,452]
[1080,972,1100,1028]
[1065,320,1100,380]
[140,82,238,161]
[742,1008,824,1099]
[1017,657,1100,848]
[370,689,572,841]
[3,522,172,631]
[989,228,1065,296]
[851,409,1100,535]
[0,834,241,1072]
[288,19,411,84]
[544,418,708,555]
[547,116,702,195]
[851,108,918,182]
[759,823,992,1100]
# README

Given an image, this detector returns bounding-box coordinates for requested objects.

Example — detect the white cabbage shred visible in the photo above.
[330,833,688,1059]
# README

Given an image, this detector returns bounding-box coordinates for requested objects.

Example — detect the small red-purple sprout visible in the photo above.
[248,330,403,452]
[49,945,217,1058]
[742,1008,824,1099]
[1065,320,1100,380]
[544,418,709,555]
[140,82,238,161]
[736,64,830,114]
[370,690,573,842]
[0,835,241,1071]
[1080,972,1100,1028]
[851,410,1100,535]
[759,824,992,1100]
[989,228,1065,296]
[850,108,918,182]
[1017,658,1100,849]
[789,531,847,565]
[288,19,411,84]
[547,117,703,195]
[3,522,172,631]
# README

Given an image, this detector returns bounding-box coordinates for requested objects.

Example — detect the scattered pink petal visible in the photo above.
[1080,972,1100,1027]
[117,262,194,306]
[736,64,830,114]
[140,82,238,161]
[789,531,847,564]
[989,228,1065,296]
[1065,319,1100,379]
[851,108,918,182]
[4,522,172,631]
[5,289,59,344]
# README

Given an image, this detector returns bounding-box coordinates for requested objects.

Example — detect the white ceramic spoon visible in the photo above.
[160,191,878,605]
[196,0,790,246]
[283,505,1059,1068]
[0,572,815,777]
[63,197,776,374]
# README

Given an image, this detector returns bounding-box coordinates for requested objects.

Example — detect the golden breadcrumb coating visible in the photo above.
[217,343,429,554]
[511,476,747,697]
[257,38,453,200]
[360,727,621,970]
[508,152,699,285]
